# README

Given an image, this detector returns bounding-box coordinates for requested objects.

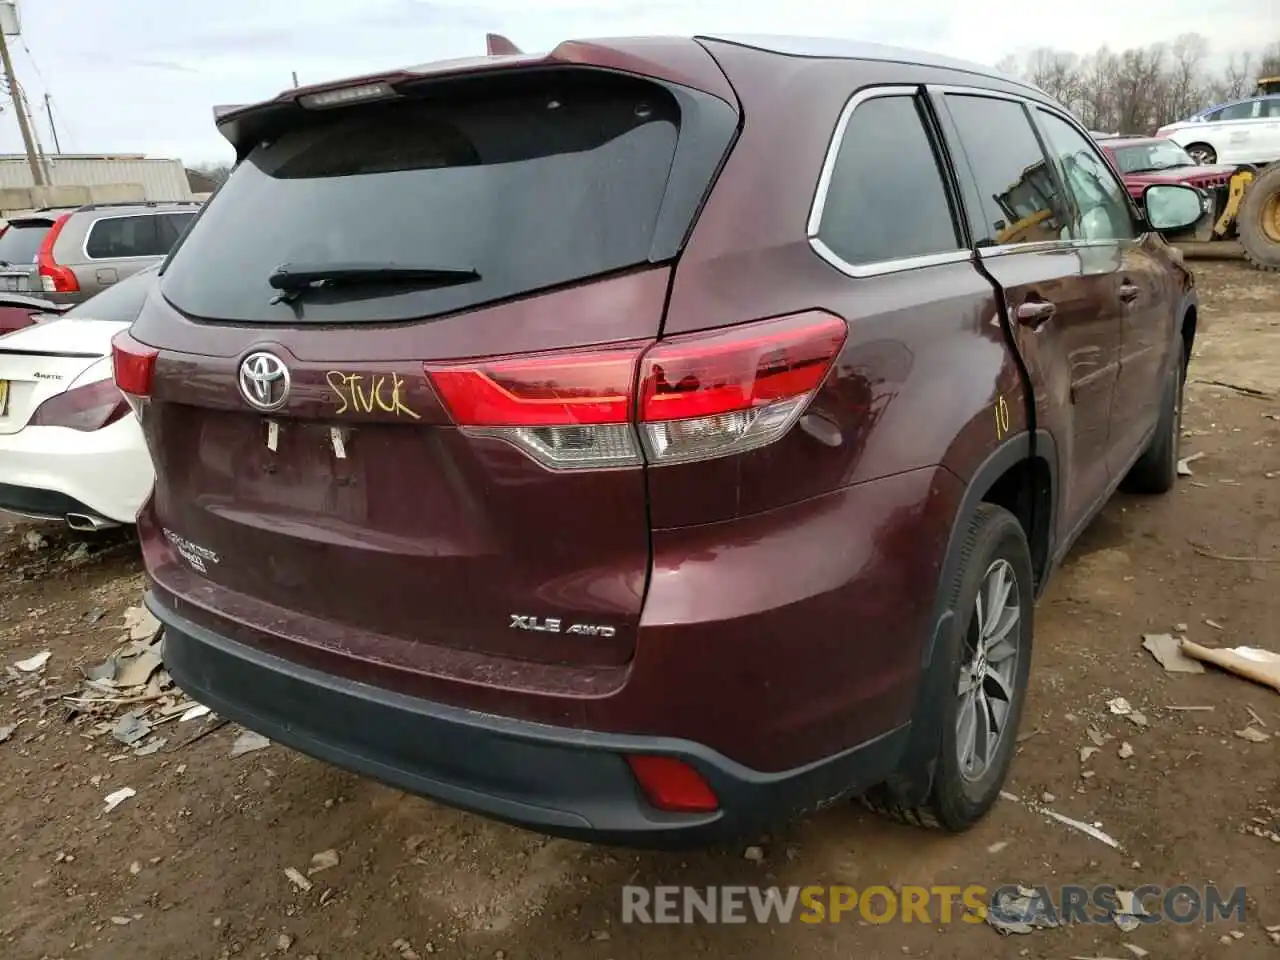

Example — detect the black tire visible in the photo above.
[1185,142,1216,165]
[1122,349,1184,494]
[865,503,1034,832]
[1238,163,1280,272]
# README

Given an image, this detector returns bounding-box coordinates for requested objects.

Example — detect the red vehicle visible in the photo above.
[117,35,1203,845]
[0,292,68,335]
[1097,135,1234,207]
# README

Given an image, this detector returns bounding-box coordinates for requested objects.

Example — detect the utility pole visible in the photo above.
[0,24,42,185]
[43,93,59,154]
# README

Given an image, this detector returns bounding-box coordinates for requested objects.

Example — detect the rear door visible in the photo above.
[1205,99,1261,164]
[935,89,1122,543]
[132,67,736,673]
[1031,108,1174,471]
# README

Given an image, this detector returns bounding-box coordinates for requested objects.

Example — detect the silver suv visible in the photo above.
[0,200,200,305]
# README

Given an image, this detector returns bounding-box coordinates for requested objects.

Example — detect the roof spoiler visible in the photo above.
[212,104,246,120]
[485,33,522,56]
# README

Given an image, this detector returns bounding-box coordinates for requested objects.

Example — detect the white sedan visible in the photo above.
[0,269,155,528]
[1156,94,1280,166]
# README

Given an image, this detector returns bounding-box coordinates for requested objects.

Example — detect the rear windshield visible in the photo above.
[162,74,681,323]
[0,221,53,267]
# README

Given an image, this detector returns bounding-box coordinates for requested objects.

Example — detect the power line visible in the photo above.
[18,35,67,153]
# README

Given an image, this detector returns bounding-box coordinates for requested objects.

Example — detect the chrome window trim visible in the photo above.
[811,238,973,277]
[806,85,971,279]
[81,211,196,263]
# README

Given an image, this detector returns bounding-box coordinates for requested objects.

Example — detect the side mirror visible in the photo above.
[1143,183,1206,233]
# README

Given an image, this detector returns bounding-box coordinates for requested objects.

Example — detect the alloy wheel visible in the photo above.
[956,558,1021,782]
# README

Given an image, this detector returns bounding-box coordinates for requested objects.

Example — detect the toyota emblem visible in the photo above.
[238,351,291,411]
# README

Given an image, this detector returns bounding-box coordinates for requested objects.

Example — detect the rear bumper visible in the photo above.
[152,591,908,847]
[0,418,152,524]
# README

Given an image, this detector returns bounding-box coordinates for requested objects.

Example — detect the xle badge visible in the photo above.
[509,615,617,639]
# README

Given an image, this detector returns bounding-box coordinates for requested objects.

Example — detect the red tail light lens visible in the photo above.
[112,330,158,399]
[30,379,129,431]
[424,312,846,471]
[426,343,643,426]
[626,755,719,813]
[426,343,646,470]
[637,311,846,464]
[37,214,79,294]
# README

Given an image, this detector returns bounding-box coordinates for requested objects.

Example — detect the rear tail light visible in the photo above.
[425,311,846,470]
[626,755,719,813]
[638,312,847,464]
[111,330,158,418]
[426,343,644,470]
[37,214,79,294]
[30,379,129,431]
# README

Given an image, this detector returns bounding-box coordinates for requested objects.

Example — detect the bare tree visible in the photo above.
[1259,42,1280,79]
[998,36,1278,133]
[1025,47,1084,108]
[1220,51,1256,100]
[1166,33,1209,122]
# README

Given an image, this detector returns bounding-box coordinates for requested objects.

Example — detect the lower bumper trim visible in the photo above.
[150,591,908,847]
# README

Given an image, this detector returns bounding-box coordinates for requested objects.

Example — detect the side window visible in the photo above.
[1262,98,1280,118]
[85,216,163,259]
[1217,100,1258,121]
[156,212,196,250]
[1035,110,1135,242]
[815,94,961,267]
[942,94,1067,247]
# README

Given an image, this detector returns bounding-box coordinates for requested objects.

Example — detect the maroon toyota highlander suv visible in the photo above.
[114,35,1203,845]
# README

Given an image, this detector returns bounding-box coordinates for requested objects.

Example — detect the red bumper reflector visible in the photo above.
[626,754,720,813]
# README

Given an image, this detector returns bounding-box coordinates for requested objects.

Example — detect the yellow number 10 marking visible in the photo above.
[994,394,1010,440]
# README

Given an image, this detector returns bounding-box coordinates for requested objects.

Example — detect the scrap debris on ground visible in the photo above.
[58,604,222,757]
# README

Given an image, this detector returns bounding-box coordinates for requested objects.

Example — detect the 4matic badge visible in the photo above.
[509,614,617,638]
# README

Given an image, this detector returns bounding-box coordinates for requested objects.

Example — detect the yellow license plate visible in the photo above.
[0,379,8,417]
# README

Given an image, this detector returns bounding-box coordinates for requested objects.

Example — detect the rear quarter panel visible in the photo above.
[657,45,1032,527]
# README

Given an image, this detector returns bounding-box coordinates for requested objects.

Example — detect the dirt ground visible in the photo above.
[1,259,1278,960]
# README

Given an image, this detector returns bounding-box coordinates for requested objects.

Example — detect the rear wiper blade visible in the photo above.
[267,261,480,305]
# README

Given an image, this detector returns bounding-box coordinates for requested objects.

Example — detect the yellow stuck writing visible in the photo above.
[326,371,420,420]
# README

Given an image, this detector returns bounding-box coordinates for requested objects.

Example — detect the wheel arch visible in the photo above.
[878,429,1057,807]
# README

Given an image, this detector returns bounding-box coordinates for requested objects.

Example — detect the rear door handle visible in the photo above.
[1015,300,1056,328]
[1119,283,1141,304]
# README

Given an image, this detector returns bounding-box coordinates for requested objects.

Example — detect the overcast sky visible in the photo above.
[2,0,1273,164]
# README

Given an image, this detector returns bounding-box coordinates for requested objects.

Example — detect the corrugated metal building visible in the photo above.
[0,154,193,201]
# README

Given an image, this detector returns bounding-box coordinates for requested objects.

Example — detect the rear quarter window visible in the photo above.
[161,74,686,324]
[85,215,171,259]
[814,93,961,269]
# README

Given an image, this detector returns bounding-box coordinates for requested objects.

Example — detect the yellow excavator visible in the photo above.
[994,161,1064,244]
[1176,74,1280,270]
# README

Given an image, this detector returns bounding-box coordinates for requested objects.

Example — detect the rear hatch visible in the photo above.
[0,217,55,293]
[130,61,738,673]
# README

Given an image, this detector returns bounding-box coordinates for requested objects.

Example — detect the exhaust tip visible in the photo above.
[65,513,117,532]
